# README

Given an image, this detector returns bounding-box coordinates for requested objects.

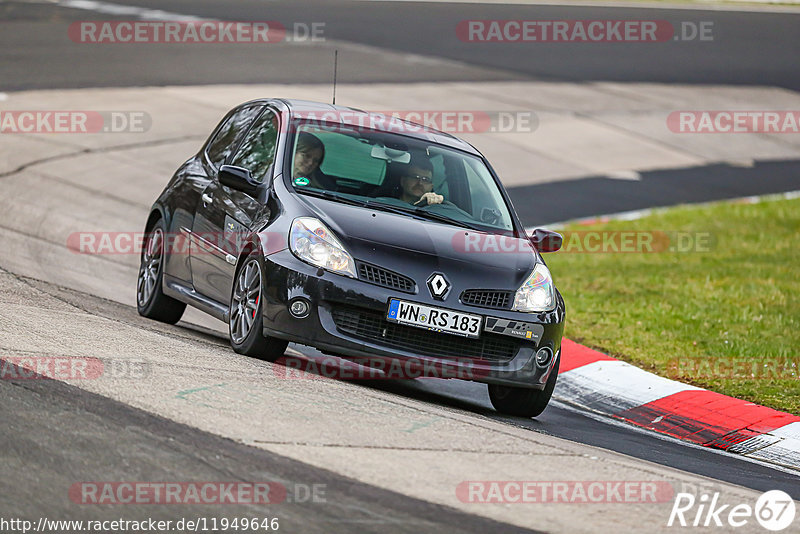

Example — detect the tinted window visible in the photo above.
[316,132,385,184]
[205,104,263,170]
[230,109,279,184]
[288,121,515,233]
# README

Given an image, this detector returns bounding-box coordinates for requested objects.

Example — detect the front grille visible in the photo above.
[331,306,519,363]
[357,262,415,293]
[460,290,513,310]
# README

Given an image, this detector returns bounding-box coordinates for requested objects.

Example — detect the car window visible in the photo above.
[430,153,449,198]
[315,132,386,184]
[463,159,511,227]
[230,109,279,184]
[287,121,515,233]
[205,104,263,170]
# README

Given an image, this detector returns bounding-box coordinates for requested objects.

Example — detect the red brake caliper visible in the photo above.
[253,295,259,319]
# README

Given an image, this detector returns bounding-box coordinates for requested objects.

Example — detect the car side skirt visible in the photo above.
[162,275,229,322]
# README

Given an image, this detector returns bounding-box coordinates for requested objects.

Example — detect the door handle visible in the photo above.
[202,193,213,205]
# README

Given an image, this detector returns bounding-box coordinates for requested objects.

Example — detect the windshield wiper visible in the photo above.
[360,200,430,220]
[369,203,483,231]
[299,191,482,230]
[303,192,426,219]
[408,208,484,231]
[298,189,371,208]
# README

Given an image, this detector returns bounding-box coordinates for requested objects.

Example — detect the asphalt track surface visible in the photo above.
[2,0,800,90]
[0,364,536,534]
[347,371,800,499]
[2,277,799,507]
[2,0,800,531]
[4,0,799,222]
[512,159,800,226]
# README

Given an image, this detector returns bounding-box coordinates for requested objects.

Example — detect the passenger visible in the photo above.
[293,132,335,190]
[397,158,443,206]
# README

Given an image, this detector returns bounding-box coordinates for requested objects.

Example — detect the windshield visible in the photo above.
[286,120,516,233]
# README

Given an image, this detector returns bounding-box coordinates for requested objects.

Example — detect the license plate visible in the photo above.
[387,299,482,339]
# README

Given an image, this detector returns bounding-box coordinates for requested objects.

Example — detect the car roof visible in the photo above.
[247,98,482,156]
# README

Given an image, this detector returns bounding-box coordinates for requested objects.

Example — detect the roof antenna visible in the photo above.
[332,49,338,105]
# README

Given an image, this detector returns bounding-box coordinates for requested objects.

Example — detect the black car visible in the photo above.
[137,98,565,417]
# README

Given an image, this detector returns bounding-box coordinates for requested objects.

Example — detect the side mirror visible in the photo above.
[529,228,562,253]
[219,165,259,196]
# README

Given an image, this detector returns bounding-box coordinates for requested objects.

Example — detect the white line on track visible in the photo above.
[24,0,480,71]
[29,0,207,21]
[367,0,800,14]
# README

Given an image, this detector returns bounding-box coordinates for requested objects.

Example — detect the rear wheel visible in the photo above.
[137,220,186,324]
[488,354,560,418]
[229,252,288,361]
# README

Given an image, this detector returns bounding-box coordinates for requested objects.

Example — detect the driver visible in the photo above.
[293,132,335,190]
[397,158,443,206]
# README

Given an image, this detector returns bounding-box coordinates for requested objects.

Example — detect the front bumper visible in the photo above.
[261,249,565,388]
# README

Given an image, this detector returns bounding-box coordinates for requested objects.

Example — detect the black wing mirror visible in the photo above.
[528,228,562,253]
[219,165,259,196]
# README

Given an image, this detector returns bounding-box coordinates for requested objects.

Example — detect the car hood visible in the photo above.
[296,195,539,290]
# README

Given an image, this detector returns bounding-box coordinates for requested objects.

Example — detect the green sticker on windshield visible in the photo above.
[293,177,310,186]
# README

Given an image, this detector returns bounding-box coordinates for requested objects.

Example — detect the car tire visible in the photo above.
[488,353,560,418]
[137,219,186,324]
[229,251,288,362]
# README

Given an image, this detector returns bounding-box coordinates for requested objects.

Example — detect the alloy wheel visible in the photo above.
[137,227,163,307]
[230,259,262,344]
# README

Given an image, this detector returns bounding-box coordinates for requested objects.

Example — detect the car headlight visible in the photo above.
[512,263,556,312]
[290,217,356,278]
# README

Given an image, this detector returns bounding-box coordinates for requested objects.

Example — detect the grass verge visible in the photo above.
[546,195,799,414]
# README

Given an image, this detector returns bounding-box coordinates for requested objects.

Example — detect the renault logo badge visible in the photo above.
[427,273,450,300]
